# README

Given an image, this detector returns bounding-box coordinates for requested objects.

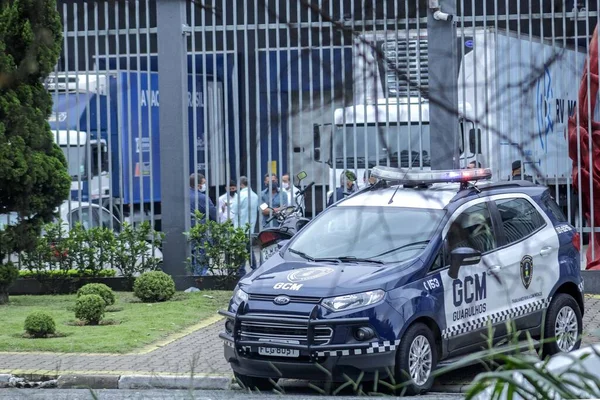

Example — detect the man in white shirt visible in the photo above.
[231,176,259,273]
[281,172,305,215]
[218,180,238,223]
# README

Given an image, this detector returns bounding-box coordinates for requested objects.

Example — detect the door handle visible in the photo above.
[489,265,502,272]
[540,247,553,257]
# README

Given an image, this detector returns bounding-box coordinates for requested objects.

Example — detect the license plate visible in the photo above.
[258,347,300,358]
[261,244,278,261]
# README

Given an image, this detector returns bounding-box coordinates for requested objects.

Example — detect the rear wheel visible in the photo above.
[395,323,437,395]
[234,372,277,391]
[541,293,582,359]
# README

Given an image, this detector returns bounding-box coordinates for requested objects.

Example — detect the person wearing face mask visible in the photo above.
[327,170,357,207]
[189,173,218,276]
[281,172,305,214]
[261,173,289,227]
[189,173,217,224]
[218,180,238,223]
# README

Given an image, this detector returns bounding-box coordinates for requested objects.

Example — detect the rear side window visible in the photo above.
[543,195,567,223]
[495,198,546,244]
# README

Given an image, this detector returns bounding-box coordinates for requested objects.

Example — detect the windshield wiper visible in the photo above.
[333,256,384,264]
[288,248,341,264]
[371,240,431,258]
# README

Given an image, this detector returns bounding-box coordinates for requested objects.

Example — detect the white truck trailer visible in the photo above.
[315,28,589,215]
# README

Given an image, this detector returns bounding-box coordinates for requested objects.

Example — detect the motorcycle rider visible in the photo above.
[282,172,305,215]
[261,173,289,227]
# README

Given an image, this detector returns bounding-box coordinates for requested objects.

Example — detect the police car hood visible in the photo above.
[242,259,421,297]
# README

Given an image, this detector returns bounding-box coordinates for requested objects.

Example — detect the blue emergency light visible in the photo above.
[371,165,492,184]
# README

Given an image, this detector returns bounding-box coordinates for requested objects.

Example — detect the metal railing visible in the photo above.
[29,0,599,272]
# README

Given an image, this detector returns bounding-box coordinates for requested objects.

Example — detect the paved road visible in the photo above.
[0,296,598,390]
[0,389,464,400]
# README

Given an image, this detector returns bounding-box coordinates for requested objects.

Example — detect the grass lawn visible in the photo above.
[0,290,232,354]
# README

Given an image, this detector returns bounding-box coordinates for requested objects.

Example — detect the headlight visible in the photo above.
[232,287,249,305]
[321,290,385,312]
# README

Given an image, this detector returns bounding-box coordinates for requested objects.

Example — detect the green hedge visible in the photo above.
[18,269,116,279]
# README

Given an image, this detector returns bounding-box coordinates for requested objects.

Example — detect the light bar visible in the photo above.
[371,166,492,184]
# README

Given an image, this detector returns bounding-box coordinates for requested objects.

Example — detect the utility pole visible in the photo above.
[157,0,190,276]
[427,0,459,170]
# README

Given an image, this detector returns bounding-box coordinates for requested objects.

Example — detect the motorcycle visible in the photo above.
[257,171,314,264]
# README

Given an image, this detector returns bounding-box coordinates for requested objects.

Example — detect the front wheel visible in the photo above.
[541,293,583,359]
[234,372,277,391]
[395,323,437,395]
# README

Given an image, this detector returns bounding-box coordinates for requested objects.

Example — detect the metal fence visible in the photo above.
[43,0,600,273]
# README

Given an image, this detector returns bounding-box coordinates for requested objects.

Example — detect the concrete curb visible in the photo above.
[2,373,235,390]
[431,384,469,393]
[56,374,120,389]
[0,374,10,388]
[117,374,232,390]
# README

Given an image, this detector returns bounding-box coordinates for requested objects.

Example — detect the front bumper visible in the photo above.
[218,308,398,381]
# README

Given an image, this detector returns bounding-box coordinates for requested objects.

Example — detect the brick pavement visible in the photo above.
[0,296,598,379]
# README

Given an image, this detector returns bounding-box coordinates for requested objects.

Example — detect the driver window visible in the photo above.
[446,202,496,255]
[68,207,100,230]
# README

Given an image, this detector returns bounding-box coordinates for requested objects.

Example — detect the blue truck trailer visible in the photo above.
[47,70,226,226]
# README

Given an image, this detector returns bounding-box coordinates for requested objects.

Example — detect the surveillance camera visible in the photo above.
[433,10,453,21]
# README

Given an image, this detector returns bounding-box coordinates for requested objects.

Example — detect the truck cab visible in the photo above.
[314,98,478,204]
[47,74,110,204]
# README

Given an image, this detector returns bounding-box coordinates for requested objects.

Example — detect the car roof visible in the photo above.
[339,183,462,210]
[338,180,548,210]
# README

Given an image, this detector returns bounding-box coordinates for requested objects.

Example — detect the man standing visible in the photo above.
[261,173,289,227]
[189,173,218,276]
[281,172,304,214]
[189,173,217,224]
[231,176,259,273]
[363,169,378,187]
[511,160,533,182]
[218,180,238,223]
[327,170,357,207]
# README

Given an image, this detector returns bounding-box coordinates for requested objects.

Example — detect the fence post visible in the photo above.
[156,0,190,276]
[427,0,459,170]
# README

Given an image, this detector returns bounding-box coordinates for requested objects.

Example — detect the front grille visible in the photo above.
[240,315,333,346]
[381,39,429,97]
[248,294,321,304]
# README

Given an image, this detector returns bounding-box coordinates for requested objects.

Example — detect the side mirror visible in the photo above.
[259,203,270,211]
[449,247,482,279]
[277,239,290,249]
[297,171,307,181]
[469,128,482,154]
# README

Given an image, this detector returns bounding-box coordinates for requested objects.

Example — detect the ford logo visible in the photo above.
[273,295,290,305]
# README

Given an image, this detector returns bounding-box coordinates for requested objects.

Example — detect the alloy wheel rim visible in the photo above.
[554,306,578,352]
[408,335,433,386]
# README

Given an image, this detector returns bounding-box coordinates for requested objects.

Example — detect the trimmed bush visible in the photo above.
[18,269,116,279]
[77,283,115,306]
[133,271,176,303]
[24,311,56,338]
[74,294,105,325]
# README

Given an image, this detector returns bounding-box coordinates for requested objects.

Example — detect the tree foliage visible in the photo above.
[0,0,69,256]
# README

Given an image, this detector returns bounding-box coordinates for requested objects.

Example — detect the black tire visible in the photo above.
[395,323,437,396]
[234,372,277,392]
[541,293,583,359]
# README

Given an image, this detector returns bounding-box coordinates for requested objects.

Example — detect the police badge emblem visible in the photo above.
[520,255,533,289]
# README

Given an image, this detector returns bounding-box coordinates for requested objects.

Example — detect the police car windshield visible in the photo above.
[288,206,445,264]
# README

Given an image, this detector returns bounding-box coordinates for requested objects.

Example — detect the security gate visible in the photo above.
[48,0,599,272]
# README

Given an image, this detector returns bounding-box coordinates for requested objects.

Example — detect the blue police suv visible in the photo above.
[219,167,584,394]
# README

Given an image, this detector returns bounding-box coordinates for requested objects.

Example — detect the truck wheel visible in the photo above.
[395,323,437,395]
[234,372,277,391]
[541,293,582,359]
